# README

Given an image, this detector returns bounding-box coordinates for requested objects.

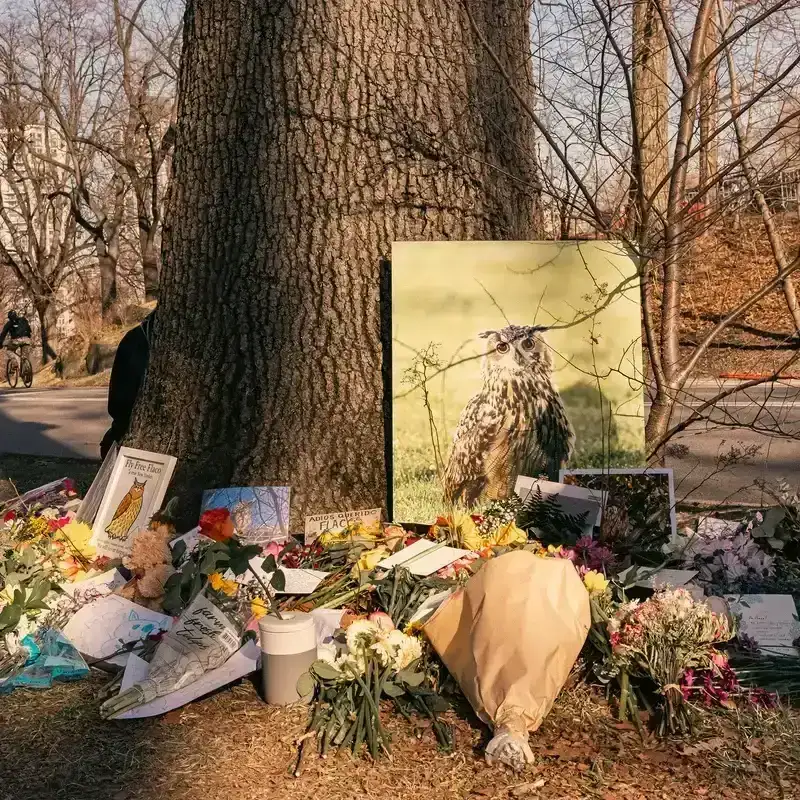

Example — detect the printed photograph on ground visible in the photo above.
[392,240,644,524]
[560,468,676,558]
[200,486,290,546]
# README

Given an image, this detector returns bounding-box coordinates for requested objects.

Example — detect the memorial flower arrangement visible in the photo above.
[605,588,734,735]
[296,613,451,768]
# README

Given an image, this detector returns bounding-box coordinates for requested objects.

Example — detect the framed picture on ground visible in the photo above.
[559,468,677,553]
[91,447,178,560]
[392,240,645,524]
[201,486,290,547]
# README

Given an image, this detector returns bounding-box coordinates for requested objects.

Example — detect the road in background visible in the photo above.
[1,382,800,506]
[651,381,800,506]
[0,387,108,460]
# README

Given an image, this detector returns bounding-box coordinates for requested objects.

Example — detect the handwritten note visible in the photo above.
[726,594,800,655]
[304,507,382,544]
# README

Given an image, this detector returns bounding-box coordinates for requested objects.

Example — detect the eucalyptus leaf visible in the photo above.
[311,660,343,681]
[382,681,405,698]
[296,671,316,698]
[398,669,425,687]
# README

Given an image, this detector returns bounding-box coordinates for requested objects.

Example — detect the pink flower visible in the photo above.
[264,540,283,560]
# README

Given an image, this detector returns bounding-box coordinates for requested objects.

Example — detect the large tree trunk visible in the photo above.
[98,234,119,324]
[35,298,58,365]
[630,0,669,240]
[140,229,160,303]
[127,0,541,529]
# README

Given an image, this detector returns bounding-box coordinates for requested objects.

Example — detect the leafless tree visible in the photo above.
[0,20,92,362]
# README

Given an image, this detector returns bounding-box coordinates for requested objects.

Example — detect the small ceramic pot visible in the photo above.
[258,611,317,705]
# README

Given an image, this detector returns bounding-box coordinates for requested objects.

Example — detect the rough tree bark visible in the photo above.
[127,0,541,529]
[630,0,669,236]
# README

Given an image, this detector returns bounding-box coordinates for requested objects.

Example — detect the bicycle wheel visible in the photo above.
[6,357,18,388]
[20,357,33,388]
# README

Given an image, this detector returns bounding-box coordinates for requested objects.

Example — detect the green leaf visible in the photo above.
[0,604,23,631]
[397,669,425,687]
[24,600,51,611]
[261,555,278,574]
[29,580,51,604]
[20,547,36,568]
[296,671,316,698]
[200,546,226,575]
[171,539,187,566]
[382,681,405,698]
[270,570,286,592]
[311,660,343,681]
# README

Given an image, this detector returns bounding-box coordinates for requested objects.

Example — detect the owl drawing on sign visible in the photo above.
[444,324,574,507]
[105,478,147,540]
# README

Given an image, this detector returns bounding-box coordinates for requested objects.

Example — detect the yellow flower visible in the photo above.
[350,545,390,579]
[546,544,564,556]
[583,570,609,595]
[491,521,527,547]
[56,521,96,560]
[26,516,51,539]
[449,511,482,551]
[250,598,268,619]
[209,572,238,597]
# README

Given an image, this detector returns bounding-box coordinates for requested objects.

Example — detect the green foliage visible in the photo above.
[515,484,589,545]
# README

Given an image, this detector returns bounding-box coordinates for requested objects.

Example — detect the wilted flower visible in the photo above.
[368,611,395,632]
[350,546,390,580]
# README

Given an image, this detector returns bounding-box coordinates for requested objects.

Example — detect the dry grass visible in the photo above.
[1,673,798,800]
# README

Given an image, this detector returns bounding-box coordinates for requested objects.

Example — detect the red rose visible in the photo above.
[198,507,235,542]
[3,511,16,523]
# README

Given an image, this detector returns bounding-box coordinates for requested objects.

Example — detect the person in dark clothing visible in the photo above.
[0,310,32,350]
[100,310,156,459]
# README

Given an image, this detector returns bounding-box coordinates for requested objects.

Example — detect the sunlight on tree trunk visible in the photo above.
[127,0,541,528]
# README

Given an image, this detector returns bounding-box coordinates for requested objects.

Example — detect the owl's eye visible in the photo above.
[496,342,510,354]
[521,338,535,350]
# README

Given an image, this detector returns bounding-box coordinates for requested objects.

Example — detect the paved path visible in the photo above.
[0,387,108,460]
[1,382,800,506]
[650,380,800,506]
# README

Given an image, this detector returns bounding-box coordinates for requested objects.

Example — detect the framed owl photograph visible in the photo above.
[391,240,645,524]
[91,447,178,559]
[200,486,291,547]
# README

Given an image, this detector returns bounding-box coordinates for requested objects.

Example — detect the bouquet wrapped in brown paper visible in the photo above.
[424,550,590,769]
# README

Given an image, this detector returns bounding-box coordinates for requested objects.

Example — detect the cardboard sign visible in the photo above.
[304,507,382,544]
[92,448,177,560]
[726,594,800,655]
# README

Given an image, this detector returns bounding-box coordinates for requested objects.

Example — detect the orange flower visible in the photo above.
[198,508,235,542]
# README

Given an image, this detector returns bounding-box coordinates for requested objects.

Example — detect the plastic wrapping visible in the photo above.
[424,550,590,768]
[0,628,89,694]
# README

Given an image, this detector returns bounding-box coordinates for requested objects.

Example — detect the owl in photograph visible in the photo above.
[105,478,147,540]
[231,499,255,534]
[444,324,575,507]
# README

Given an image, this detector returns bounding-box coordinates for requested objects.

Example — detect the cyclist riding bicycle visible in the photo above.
[0,310,33,366]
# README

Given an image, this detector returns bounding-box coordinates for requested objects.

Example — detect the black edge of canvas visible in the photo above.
[380,254,393,523]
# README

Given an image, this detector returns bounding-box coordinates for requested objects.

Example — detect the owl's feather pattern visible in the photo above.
[106,478,147,540]
[444,325,574,507]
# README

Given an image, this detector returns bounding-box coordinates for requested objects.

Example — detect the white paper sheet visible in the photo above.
[62,595,173,664]
[115,640,261,718]
[726,594,800,655]
[618,566,699,590]
[377,539,469,576]
[169,527,210,555]
[60,569,127,597]
[408,588,454,623]
[239,559,329,595]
